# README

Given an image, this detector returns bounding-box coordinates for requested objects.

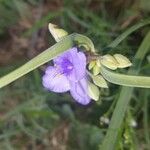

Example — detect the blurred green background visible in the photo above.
[0,0,149,149]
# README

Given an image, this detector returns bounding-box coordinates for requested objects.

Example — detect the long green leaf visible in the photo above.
[107,20,150,49]
[100,31,150,150]
[0,33,94,88]
[101,66,150,88]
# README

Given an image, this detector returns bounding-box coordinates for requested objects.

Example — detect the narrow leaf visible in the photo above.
[107,20,150,49]
[0,33,94,88]
[101,66,150,88]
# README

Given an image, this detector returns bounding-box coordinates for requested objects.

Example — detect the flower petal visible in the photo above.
[42,66,70,93]
[67,48,86,81]
[70,78,91,105]
[53,49,71,66]
[54,47,86,82]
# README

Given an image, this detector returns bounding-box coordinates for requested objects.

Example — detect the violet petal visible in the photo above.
[42,66,70,93]
[54,47,86,82]
[67,48,86,82]
[70,78,91,105]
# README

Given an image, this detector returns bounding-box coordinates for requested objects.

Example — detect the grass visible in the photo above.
[101,31,150,150]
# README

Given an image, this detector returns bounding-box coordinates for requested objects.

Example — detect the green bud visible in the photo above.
[96,59,101,67]
[88,82,100,101]
[92,75,108,88]
[48,23,68,42]
[100,54,118,70]
[88,61,96,70]
[114,54,132,68]
[93,65,101,75]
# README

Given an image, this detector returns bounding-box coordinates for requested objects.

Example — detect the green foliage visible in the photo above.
[0,0,150,149]
[0,0,18,35]
[101,31,150,149]
[0,0,39,35]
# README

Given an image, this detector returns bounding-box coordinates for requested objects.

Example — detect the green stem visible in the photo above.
[100,31,150,150]
[143,90,150,149]
[0,33,94,88]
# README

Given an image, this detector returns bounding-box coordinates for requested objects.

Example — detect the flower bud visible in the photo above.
[113,54,132,68]
[93,65,101,75]
[88,60,96,70]
[100,54,118,70]
[100,116,110,124]
[92,75,108,88]
[88,82,100,101]
[96,59,101,67]
[48,23,68,42]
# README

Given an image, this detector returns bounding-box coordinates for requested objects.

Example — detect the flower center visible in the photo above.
[61,58,73,75]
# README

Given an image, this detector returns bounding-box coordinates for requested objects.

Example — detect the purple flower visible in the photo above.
[42,47,91,105]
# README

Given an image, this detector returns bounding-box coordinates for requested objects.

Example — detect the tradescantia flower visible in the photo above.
[42,47,91,105]
[42,23,132,105]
